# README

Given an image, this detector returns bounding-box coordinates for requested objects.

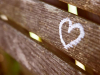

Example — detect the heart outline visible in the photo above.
[59,18,85,49]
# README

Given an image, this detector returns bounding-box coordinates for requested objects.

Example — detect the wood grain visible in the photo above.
[0,0,100,74]
[59,0,100,16]
[0,20,89,75]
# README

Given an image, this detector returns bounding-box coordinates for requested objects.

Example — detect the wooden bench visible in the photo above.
[0,0,100,75]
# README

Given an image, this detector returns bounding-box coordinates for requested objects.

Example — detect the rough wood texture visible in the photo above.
[0,20,88,75]
[59,0,100,16]
[0,0,100,74]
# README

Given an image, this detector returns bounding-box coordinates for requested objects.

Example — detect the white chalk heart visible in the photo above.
[59,18,85,49]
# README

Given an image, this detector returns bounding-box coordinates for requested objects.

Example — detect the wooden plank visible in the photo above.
[0,20,88,75]
[0,0,100,74]
[59,0,100,16]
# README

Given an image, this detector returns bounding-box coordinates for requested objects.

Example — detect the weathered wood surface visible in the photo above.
[0,0,100,74]
[59,0,100,16]
[0,20,89,75]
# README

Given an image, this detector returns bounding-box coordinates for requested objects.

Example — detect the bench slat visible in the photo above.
[0,20,88,75]
[59,0,100,16]
[0,0,100,74]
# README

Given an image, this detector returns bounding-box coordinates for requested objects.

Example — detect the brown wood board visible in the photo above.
[0,0,100,74]
[59,0,100,16]
[0,20,88,75]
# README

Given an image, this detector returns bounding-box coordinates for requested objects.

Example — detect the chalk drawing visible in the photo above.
[59,18,85,49]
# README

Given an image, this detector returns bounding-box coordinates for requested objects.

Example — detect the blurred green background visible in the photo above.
[0,49,30,75]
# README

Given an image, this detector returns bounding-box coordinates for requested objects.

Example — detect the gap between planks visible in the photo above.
[59,0,100,16]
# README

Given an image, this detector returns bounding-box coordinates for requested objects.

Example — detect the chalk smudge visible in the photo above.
[44,4,59,13]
